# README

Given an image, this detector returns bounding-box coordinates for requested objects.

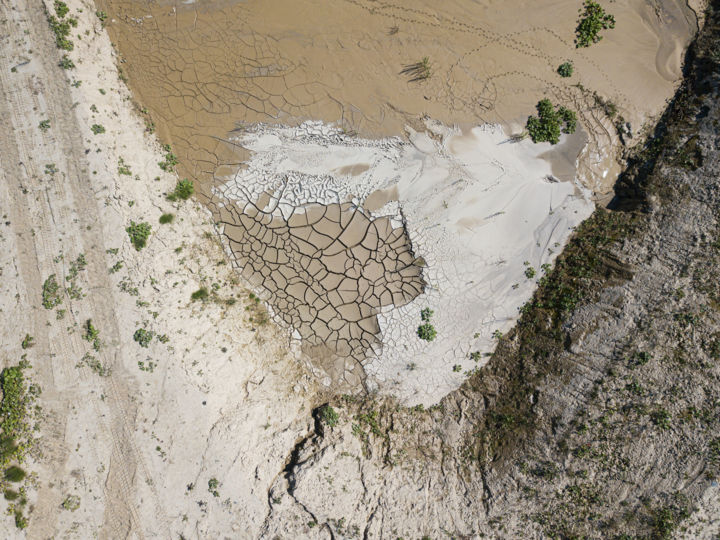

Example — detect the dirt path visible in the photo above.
[0,0,166,537]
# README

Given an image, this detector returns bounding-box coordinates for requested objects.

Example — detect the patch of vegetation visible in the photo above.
[133,328,154,348]
[77,352,111,377]
[208,477,220,497]
[158,145,179,172]
[319,405,339,428]
[417,323,437,342]
[117,157,132,175]
[0,362,38,467]
[526,99,577,145]
[58,55,75,70]
[557,61,574,78]
[525,266,537,279]
[90,124,105,135]
[38,120,51,132]
[61,494,80,511]
[417,307,437,342]
[400,57,432,82]
[3,466,25,483]
[42,274,63,309]
[47,1,77,52]
[20,335,34,350]
[167,179,194,202]
[159,213,174,224]
[575,0,615,48]
[126,221,151,251]
[95,10,108,25]
[82,319,102,351]
[190,287,209,301]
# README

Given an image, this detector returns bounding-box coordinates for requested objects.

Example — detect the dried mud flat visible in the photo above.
[91,0,705,402]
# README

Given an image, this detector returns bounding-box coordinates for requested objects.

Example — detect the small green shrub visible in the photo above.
[96,10,108,24]
[191,287,209,301]
[91,124,105,134]
[420,308,434,322]
[126,221,151,250]
[4,466,26,482]
[525,266,537,279]
[3,489,19,501]
[319,405,339,427]
[54,0,69,17]
[20,334,34,350]
[167,179,194,202]
[158,148,179,172]
[61,495,81,511]
[575,1,615,48]
[42,274,63,308]
[159,213,174,224]
[83,319,102,351]
[133,328,154,348]
[526,99,577,145]
[58,55,75,69]
[39,120,51,132]
[417,323,437,342]
[208,477,220,497]
[557,61,574,77]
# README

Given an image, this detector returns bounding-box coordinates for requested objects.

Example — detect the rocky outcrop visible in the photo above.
[261,3,720,538]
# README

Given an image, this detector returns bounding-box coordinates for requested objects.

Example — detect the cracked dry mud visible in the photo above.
[212,193,424,385]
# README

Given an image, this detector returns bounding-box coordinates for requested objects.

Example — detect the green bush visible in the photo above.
[133,328,154,348]
[39,120,51,132]
[420,308,434,322]
[526,99,577,145]
[91,124,105,134]
[167,179,194,201]
[190,287,209,301]
[575,1,615,48]
[126,221,151,251]
[557,61,574,78]
[417,323,437,342]
[58,55,75,69]
[4,466,26,482]
[42,274,63,309]
[159,213,174,224]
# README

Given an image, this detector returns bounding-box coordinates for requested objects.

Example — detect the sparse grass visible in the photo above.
[159,213,174,225]
[38,120,51,132]
[4,466,25,483]
[575,0,615,48]
[208,477,220,497]
[126,221,151,251]
[526,99,577,145]
[167,179,194,202]
[90,124,105,134]
[400,57,432,82]
[117,157,132,175]
[319,405,339,428]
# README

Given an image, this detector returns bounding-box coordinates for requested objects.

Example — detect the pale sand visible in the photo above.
[214,120,593,404]
[0,0,314,537]
[98,0,700,195]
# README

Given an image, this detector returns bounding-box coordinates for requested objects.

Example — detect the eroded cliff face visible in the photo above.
[261,4,720,538]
